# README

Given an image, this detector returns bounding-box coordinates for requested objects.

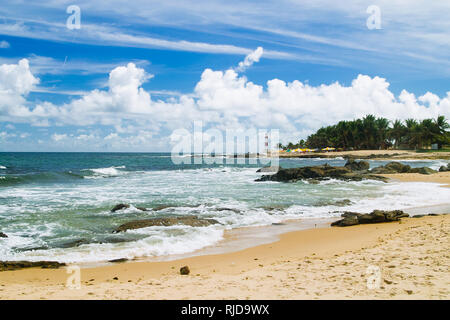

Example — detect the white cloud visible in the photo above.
[236,47,263,72]
[51,133,68,141]
[0,57,449,149]
[0,59,39,122]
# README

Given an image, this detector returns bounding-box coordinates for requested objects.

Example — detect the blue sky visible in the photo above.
[0,1,449,151]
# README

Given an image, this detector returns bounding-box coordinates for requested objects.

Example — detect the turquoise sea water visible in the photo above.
[0,152,449,263]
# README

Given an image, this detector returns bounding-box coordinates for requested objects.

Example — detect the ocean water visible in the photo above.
[0,152,449,263]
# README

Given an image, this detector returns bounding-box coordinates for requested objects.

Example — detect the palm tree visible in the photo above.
[388,120,406,149]
[375,117,390,149]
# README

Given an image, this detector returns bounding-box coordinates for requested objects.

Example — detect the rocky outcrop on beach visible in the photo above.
[256,160,439,183]
[439,164,450,172]
[370,161,437,175]
[0,232,7,238]
[344,159,370,171]
[114,216,219,233]
[0,261,65,272]
[256,162,387,183]
[331,210,409,227]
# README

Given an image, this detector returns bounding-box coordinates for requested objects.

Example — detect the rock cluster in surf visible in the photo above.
[256,160,438,183]
[255,161,386,183]
[370,162,436,175]
[113,216,219,233]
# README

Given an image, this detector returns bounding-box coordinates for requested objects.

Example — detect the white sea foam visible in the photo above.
[83,166,127,178]
[0,165,6,169]
[2,225,225,263]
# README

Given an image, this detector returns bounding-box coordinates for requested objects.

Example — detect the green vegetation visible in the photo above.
[280,115,450,151]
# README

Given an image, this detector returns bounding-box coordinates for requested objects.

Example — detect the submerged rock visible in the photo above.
[57,239,90,248]
[152,205,174,211]
[111,203,130,212]
[331,210,409,227]
[214,207,241,213]
[0,261,66,272]
[114,216,219,233]
[0,232,7,238]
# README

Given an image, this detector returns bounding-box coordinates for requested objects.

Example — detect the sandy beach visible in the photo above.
[1,160,449,300]
[380,172,450,187]
[0,214,448,300]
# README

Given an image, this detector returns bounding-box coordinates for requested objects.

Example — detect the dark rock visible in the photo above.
[370,162,436,175]
[439,165,448,172]
[111,203,130,212]
[256,164,387,183]
[331,215,359,226]
[0,261,66,272]
[215,207,241,213]
[412,214,425,218]
[341,212,362,218]
[109,258,128,263]
[334,199,352,206]
[385,162,411,173]
[152,205,173,211]
[358,210,386,223]
[408,167,437,175]
[331,210,409,227]
[344,159,370,171]
[256,166,280,173]
[180,265,190,275]
[135,206,148,211]
[57,239,90,248]
[0,232,7,238]
[114,216,219,233]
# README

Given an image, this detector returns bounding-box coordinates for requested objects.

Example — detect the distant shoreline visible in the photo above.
[278,149,450,160]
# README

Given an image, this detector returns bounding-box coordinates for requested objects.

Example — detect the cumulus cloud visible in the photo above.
[0,59,39,121]
[0,57,449,149]
[235,47,263,72]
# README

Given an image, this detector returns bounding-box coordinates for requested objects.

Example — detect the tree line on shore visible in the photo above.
[279,115,450,150]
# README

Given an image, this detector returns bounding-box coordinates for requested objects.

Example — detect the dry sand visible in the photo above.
[1,168,449,300]
[380,171,450,187]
